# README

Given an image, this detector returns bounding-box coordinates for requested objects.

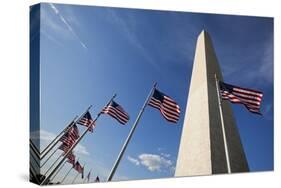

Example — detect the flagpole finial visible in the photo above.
[88,105,93,111]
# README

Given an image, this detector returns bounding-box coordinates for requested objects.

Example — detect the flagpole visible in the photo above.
[41,153,63,179]
[71,172,80,184]
[107,83,157,181]
[84,169,92,183]
[41,104,92,159]
[40,147,59,168]
[30,139,40,158]
[49,160,67,182]
[215,74,231,173]
[30,150,40,167]
[60,165,74,184]
[40,115,78,159]
[41,95,116,185]
[40,105,92,182]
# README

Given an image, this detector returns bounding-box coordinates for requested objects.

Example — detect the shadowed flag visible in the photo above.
[78,111,94,132]
[102,100,129,125]
[148,88,180,123]
[219,81,263,114]
[81,165,84,179]
[58,143,71,154]
[66,152,76,166]
[74,161,83,174]
[95,176,100,182]
[86,170,91,182]
[59,124,79,147]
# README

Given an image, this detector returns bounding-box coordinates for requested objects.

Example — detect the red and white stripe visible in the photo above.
[220,88,263,114]
[102,105,129,125]
[78,118,94,132]
[149,96,180,123]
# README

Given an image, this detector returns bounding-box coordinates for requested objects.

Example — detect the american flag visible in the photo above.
[148,89,180,123]
[58,143,71,154]
[95,176,100,182]
[66,152,76,166]
[86,170,91,182]
[59,125,79,147]
[59,132,75,146]
[68,124,80,140]
[74,161,83,174]
[78,111,94,132]
[81,166,84,179]
[219,81,263,114]
[101,100,129,125]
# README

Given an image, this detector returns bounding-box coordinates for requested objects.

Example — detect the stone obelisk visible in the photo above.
[175,30,249,177]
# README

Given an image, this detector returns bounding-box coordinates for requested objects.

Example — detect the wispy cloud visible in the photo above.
[127,153,173,172]
[49,3,88,50]
[106,9,160,71]
[40,29,64,47]
[41,3,88,50]
[258,37,273,84]
[127,156,140,166]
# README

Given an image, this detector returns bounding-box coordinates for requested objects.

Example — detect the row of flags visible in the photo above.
[41,82,263,184]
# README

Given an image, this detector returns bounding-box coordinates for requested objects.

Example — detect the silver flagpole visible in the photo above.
[107,83,157,181]
[41,153,63,179]
[30,139,40,158]
[41,95,116,185]
[60,157,79,184]
[41,104,92,159]
[84,169,92,183]
[215,74,231,173]
[40,105,92,182]
[49,160,67,182]
[71,172,80,184]
[40,115,78,159]
[40,147,59,168]
[72,163,85,184]
[60,165,74,184]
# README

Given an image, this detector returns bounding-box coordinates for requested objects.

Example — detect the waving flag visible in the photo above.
[102,100,129,125]
[81,166,84,179]
[86,170,91,182]
[74,161,83,174]
[95,176,100,182]
[68,124,80,140]
[59,124,79,147]
[78,111,94,132]
[219,81,263,114]
[58,143,71,153]
[66,152,76,166]
[148,89,180,123]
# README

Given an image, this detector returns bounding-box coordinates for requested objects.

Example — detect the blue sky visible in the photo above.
[30,3,273,184]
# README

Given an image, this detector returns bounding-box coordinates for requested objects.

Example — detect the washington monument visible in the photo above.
[175,30,249,176]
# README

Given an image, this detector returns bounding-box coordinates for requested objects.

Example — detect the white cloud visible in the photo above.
[30,129,55,141]
[127,153,173,172]
[138,153,172,172]
[127,156,140,166]
[160,153,171,158]
[74,144,90,156]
